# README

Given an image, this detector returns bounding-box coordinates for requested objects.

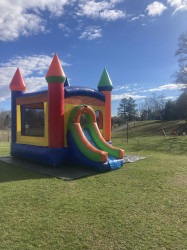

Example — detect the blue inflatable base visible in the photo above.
[11,143,69,167]
[11,140,124,172]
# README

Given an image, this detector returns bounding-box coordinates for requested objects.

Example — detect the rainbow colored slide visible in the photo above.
[67,105,124,172]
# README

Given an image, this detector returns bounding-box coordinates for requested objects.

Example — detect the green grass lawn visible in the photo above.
[0,121,187,249]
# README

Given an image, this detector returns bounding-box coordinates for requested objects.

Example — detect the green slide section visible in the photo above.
[69,123,104,162]
[85,114,122,158]
[67,106,106,163]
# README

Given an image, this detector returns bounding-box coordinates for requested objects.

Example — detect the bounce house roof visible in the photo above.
[16,86,105,102]
[65,86,105,101]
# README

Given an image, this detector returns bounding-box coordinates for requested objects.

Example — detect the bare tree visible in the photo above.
[140,94,166,120]
[175,92,187,119]
[139,98,153,120]
[0,111,11,129]
[174,31,187,90]
[150,93,166,120]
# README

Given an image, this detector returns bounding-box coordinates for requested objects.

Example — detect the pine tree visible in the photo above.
[117,97,137,121]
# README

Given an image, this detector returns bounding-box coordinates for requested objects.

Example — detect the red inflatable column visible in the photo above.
[46,54,66,148]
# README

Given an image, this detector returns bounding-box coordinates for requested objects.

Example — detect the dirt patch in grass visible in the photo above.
[172,175,187,186]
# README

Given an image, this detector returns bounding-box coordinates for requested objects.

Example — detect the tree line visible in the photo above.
[113,91,187,127]
[0,111,11,130]
[113,30,187,125]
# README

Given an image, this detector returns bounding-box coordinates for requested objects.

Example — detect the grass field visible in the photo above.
[0,121,186,249]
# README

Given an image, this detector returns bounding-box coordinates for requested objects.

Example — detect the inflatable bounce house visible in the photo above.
[9,54,125,172]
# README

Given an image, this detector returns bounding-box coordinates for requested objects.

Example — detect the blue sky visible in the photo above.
[0,0,187,115]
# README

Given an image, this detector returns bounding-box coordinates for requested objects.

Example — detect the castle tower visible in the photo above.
[97,68,113,142]
[64,77,70,87]
[46,54,66,148]
[9,68,26,144]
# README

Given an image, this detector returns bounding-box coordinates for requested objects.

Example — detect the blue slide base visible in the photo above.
[67,132,110,172]
[108,157,124,170]
[83,129,124,171]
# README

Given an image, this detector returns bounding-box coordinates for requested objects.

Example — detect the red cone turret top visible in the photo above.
[9,68,26,92]
[46,54,66,83]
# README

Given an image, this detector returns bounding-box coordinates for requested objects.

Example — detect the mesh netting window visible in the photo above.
[21,103,44,137]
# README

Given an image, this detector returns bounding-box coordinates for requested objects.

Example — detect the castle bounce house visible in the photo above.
[9,54,124,172]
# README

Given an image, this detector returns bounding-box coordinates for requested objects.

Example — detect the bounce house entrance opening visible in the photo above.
[95,110,103,129]
[78,107,103,132]
[73,105,96,125]
[80,113,87,129]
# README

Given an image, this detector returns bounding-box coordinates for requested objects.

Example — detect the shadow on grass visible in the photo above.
[0,156,99,183]
[0,160,48,183]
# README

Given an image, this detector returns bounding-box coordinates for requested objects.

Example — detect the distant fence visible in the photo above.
[0,129,11,142]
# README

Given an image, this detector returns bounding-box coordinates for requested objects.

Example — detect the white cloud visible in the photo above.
[164,96,178,100]
[79,26,102,40]
[113,86,129,91]
[78,0,109,16]
[167,0,187,13]
[0,0,126,41]
[58,23,72,37]
[112,93,146,101]
[0,12,45,41]
[78,0,126,21]
[2,0,186,42]
[146,1,167,16]
[100,9,125,21]
[113,83,142,92]
[0,85,10,102]
[24,77,47,93]
[143,83,187,92]
[130,14,145,22]
[131,16,140,21]
[0,0,74,41]
[0,54,69,102]
[111,82,186,102]
[1,55,51,76]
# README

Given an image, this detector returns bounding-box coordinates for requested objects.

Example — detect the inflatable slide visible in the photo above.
[67,105,125,172]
